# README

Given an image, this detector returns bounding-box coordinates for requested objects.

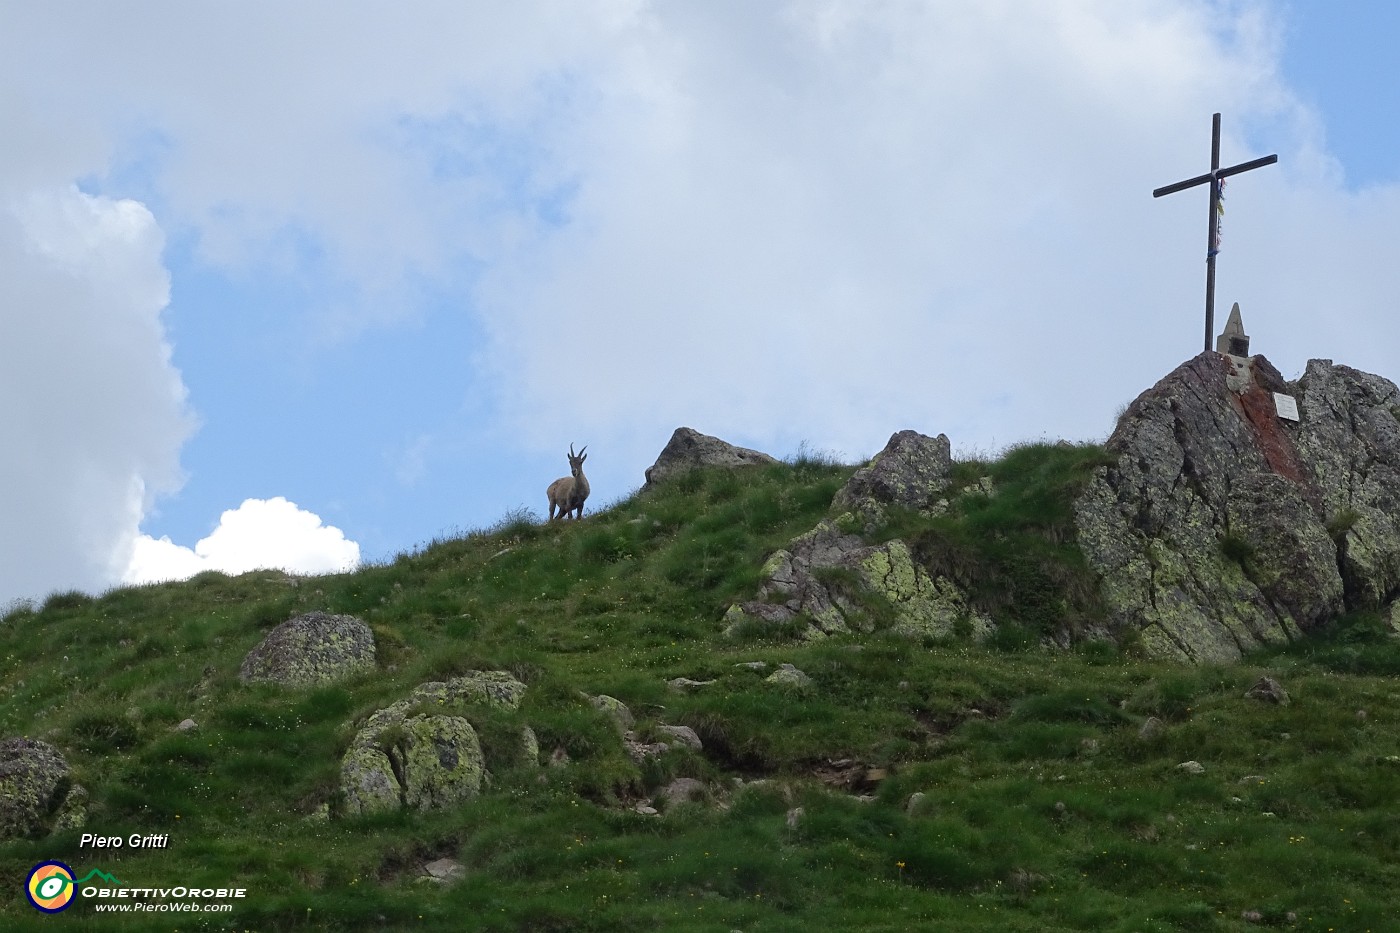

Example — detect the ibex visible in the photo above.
[547,444,590,521]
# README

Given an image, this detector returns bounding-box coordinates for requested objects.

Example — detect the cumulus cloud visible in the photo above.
[124,497,361,584]
[0,185,193,603]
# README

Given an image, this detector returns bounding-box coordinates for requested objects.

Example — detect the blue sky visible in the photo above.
[3,1,1399,605]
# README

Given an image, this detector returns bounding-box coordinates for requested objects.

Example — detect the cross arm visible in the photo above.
[1153,153,1278,198]
[1216,153,1278,180]
[1153,172,1213,198]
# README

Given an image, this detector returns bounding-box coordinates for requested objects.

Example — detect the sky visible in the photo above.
[2,1,1398,607]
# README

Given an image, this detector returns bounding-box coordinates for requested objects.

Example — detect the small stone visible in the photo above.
[1138,717,1165,740]
[1240,909,1263,923]
[1176,760,1206,775]
[733,661,769,671]
[1244,677,1289,705]
[667,677,717,693]
[657,725,703,751]
[423,858,465,884]
[659,778,706,807]
[635,803,659,816]
[905,792,928,815]
[175,718,198,732]
[765,665,813,689]
[589,694,635,731]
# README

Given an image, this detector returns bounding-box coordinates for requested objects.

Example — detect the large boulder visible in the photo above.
[723,520,992,640]
[240,611,376,688]
[832,430,953,530]
[0,738,86,839]
[1291,360,1400,608]
[1075,353,1400,662]
[339,671,528,817]
[643,427,778,488]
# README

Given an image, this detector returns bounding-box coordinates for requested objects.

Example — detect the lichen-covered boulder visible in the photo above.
[341,714,484,817]
[1075,353,1400,662]
[588,694,634,733]
[723,521,992,640]
[240,611,376,687]
[0,738,85,839]
[832,430,953,530]
[411,670,528,710]
[643,427,778,488]
[338,670,527,817]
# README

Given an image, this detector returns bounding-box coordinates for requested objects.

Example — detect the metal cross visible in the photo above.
[1154,113,1277,353]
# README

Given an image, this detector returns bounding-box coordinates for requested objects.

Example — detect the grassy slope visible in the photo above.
[2,448,1399,931]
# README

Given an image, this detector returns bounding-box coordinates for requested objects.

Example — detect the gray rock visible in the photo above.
[175,718,198,732]
[667,677,716,693]
[624,732,670,763]
[657,725,703,751]
[765,664,813,689]
[724,521,993,641]
[1292,360,1400,609]
[519,726,540,768]
[643,427,778,488]
[1244,677,1290,705]
[1076,353,1400,662]
[0,738,84,839]
[832,430,953,530]
[424,858,466,884]
[338,670,526,816]
[589,694,634,732]
[905,791,930,816]
[658,777,706,807]
[718,430,991,642]
[414,670,528,710]
[340,714,484,817]
[1138,717,1165,741]
[239,611,376,687]
[1176,760,1206,775]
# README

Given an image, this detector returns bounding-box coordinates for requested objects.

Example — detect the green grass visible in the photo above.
[1,451,1399,930]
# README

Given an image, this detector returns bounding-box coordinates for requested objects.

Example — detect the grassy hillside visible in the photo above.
[3,446,1399,931]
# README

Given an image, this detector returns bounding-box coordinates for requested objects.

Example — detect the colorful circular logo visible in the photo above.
[26,861,76,913]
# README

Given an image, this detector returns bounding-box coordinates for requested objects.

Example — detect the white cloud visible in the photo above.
[124,497,361,584]
[0,185,193,603]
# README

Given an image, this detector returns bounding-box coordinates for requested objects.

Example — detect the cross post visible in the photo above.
[1154,113,1277,353]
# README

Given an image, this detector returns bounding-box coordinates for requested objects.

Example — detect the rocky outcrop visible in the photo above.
[1075,353,1400,662]
[725,430,991,641]
[832,430,954,530]
[0,738,86,839]
[339,671,530,817]
[240,612,376,687]
[1291,360,1400,609]
[643,427,778,488]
